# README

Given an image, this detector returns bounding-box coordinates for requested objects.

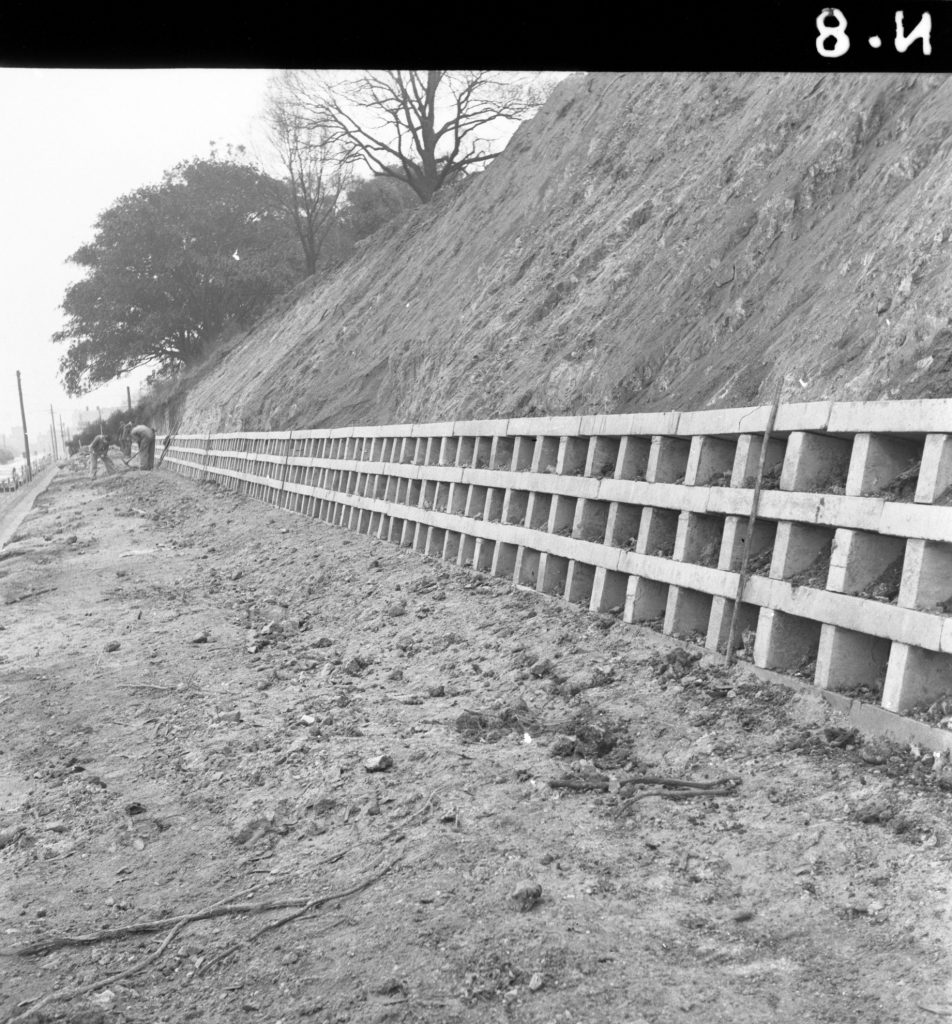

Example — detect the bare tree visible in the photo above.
[286,70,550,204]
[266,76,353,276]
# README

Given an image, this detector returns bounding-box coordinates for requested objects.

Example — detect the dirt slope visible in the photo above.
[2,463,952,1022]
[175,71,952,431]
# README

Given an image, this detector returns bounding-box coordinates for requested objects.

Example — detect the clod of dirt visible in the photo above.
[427,683,445,698]
[509,880,542,911]
[386,599,407,617]
[646,647,702,682]
[455,698,538,743]
[365,754,394,773]
[103,640,120,653]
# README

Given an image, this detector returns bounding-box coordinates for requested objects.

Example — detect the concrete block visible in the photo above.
[624,575,669,623]
[664,586,713,638]
[465,485,488,518]
[780,431,853,493]
[815,623,890,694]
[457,436,476,467]
[590,567,628,612]
[757,491,885,533]
[614,435,651,482]
[916,434,952,503]
[685,436,737,486]
[412,522,427,553]
[706,595,759,654]
[898,538,952,612]
[647,436,691,483]
[606,501,642,549]
[511,436,536,471]
[453,417,511,437]
[515,546,541,587]
[731,434,787,488]
[526,491,553,530]
[883,642,952,713]
[538,553,569,597]
[827,528,905,596]
[585,436,621,478]
[549,495,578,536]
[426,527,447,558]
[718,515,776,573]
[673,511,724,566]
[458,533,477,568]
[572,498,610,544]
[492,542,519,579]
[502,489,530,526]
[753,607,821,674]
[530,436,561,474]
[828,398,952,434]
[507,415,581,437]
[411,420,455,438]
[880,502,952,542]
[771,521,834,584]
[846,433,922,498]
[472,437,493,469]
[637,507,679,557]
[566,560,596,605]
[490,436,515,471]
[557,436,589,476]
[473,538,495,572]
[485,488,505,523]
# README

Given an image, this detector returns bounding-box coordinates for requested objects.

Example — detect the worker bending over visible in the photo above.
[130,424,157,470]
[89,434,116,479]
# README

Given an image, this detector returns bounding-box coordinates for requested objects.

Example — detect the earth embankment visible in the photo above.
[174,72,952,433]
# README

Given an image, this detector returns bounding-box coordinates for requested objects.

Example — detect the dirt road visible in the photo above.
[1,460,951,1023]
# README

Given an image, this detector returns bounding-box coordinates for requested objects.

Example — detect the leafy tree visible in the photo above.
[54,157,301,395]
[265,79,353,276]
[287,70,550,204]
[341,173,419,242]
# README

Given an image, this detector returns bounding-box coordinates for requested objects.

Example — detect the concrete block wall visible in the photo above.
[167,399,952,719]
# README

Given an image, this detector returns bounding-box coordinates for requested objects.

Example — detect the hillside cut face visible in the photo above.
[180,72,952,432]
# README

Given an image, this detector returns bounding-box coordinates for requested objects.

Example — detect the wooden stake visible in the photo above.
[725,381,784,665]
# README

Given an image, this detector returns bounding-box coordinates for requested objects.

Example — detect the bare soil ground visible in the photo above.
[2,461,952,1023]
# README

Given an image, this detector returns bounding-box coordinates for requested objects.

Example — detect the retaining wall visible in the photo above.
[167,400,952,721]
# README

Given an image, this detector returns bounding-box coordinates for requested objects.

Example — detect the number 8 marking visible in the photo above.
[817,7,850,57]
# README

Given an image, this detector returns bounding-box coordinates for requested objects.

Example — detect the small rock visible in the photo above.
[365,754,394,773]
[132,837,146,851]
[860,741,889,765]
[386,600,407,617]
[125,802,146,816]
[529,658,554,678]
[528,972,544,992]
[387,669,405,682]
[732,908,756,922]
[427,683,445,698]
[313,637,333,648]
[66,535,78,544]
[509,880,542,911]
[216,710,242,724]
[189,632,209,644]
[104,640,120,653]
[281,950,300,965]
[549,735,577,758]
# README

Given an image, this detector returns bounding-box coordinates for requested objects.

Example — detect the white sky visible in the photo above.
[0,67,566,459]
[0,67,274,456]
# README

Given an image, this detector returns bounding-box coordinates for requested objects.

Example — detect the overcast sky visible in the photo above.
[0,67,274,455]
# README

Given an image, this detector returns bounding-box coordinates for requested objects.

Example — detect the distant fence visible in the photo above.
[167,400,952,719]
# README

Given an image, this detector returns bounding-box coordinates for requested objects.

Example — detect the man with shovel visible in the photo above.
[130,424,157,471]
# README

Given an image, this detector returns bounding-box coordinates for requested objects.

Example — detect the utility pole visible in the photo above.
[126,386,132,413]
[49,405,59,461]
[59,415,67,454]
[98,406,103,434]
[15,371,32,483]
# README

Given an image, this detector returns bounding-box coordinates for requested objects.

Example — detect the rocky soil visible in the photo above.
[171,72,952,433]
[2,462,952,1023]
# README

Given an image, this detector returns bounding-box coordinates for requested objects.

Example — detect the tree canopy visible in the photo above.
[54,157,302,395]
[284,70,550,204]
